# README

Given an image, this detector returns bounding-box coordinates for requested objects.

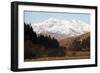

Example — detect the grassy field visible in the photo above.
[24,51,90,62]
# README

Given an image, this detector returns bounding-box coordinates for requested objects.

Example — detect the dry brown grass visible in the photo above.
[24,51,90,62]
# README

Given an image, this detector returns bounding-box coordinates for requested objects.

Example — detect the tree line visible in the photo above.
[66,35,90,51]
[24,23,59,48]
[24,23,65,59]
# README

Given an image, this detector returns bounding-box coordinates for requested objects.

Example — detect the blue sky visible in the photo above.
[24,11,90,24]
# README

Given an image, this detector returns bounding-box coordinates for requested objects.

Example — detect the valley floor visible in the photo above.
[24,51,90,62]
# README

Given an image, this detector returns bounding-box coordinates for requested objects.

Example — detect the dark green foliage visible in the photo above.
[24,23,37,43]
[24,23,59,48]
[80,35,90,51]
[24,23,65,59]
[37,35,59,48]
[66,36,90,51]
[71,39,81,51]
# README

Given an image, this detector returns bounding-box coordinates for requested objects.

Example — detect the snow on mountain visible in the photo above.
[31,18,90,40]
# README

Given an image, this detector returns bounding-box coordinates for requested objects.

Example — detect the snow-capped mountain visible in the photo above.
[32,18,90,40]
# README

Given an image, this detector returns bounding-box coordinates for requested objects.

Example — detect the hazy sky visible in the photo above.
[24,11,91,24]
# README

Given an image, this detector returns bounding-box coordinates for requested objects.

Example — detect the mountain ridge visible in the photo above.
[32,18,90,40]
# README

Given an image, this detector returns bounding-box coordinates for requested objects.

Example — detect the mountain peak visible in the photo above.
[32,18,90,40]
